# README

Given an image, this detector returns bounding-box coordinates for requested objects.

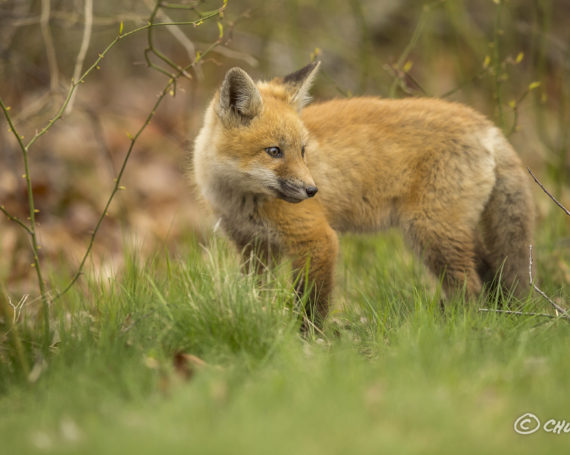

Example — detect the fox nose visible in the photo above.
[305,186,318,198]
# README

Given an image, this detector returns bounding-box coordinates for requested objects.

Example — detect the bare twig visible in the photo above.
[7,12,149,28]
[0,100,51,347]
[506,83,539,137]
[144,0,203,78]
[12,92,52,124]
[83,108,118,175]
[439,68,488,98]
[51,4,229,301]
[160,1,201,10]
[0,1,229,345]
[386,0,448,98]
[491,0,505,131]
[383,63,428,97]
[65,0,94,115]
[302,315,327,338]
[0,286,30,376]
[388,3,433,98]
[0,205,32,235]
[144,2,199,84]
[348,0,373,93]
[210,45,258,67]
[529,244,570,319]
[478,308,558,319]
[40,0,60,92]
[528,168,570,217]
[525,168,570,321]
[23,9,224,152]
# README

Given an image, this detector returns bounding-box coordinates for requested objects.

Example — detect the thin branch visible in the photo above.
[13,91,51,124]
[7,12,148,28]
[0,99,51,346]
[478,308,559,319]
[388,4,430,98]
[526,170,570,320]
[0,0,228,336]
[160,1,201,9]
[302,315,327,338]
[144,48,178,80]
[529,244,570,319]
[144,0,202,78]
[23,12,223,152]
[528,167,570,216]
[532,285,569,319]
[0,205,32,235]
[144,3,193,82]
[348,0,373,93]
[439,68,488,98]
[65,0,94,115]
[383,63,428,97]
[492,0,505,131]
[0,286,30,377]
[507,83,539,137]
[40,0,60,92]
[51,5,228,301]
[209,45,258,67]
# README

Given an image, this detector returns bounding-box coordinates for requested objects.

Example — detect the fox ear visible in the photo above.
[218,67,262,124]
[282,61,321,111]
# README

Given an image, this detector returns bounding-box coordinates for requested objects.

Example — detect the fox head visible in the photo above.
[194,62,321,205]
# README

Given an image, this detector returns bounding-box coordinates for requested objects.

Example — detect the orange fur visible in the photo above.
[192,63,534,326]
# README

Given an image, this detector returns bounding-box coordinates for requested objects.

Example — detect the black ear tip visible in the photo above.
[283,61,321,85]
[305,60,319,70]
[305,60,321,74]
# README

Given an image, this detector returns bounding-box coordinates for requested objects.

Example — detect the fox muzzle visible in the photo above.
[276,179,318,203]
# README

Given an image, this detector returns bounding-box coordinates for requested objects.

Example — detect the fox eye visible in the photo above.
[301,145,306,158]
[265,146,282,158]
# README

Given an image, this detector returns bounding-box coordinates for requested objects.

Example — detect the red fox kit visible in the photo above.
[193,62,534,326]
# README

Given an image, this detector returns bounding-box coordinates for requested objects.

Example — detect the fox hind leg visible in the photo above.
[479,166,534,298]
[404,218,483,299]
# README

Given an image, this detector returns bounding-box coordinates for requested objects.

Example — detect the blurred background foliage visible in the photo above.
[0,0,569,293]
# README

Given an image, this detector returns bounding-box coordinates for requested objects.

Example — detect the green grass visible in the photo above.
[1,210,569,454]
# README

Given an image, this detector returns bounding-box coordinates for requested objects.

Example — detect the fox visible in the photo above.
[192,61,534,327]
